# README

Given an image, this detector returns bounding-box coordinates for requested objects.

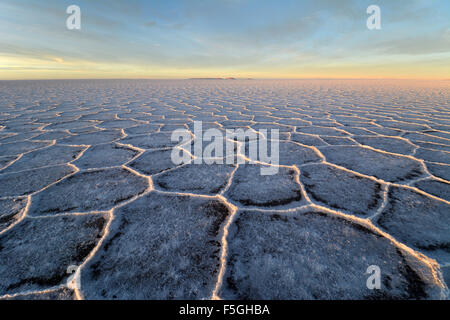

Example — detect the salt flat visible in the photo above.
[0,79,449,299]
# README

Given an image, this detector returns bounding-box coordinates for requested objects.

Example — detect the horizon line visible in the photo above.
[1,77,449,81]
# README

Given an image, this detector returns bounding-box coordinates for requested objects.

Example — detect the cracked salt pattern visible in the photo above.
[0,79,449,300]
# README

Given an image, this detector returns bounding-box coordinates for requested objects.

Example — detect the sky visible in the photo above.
[0,0,449,80]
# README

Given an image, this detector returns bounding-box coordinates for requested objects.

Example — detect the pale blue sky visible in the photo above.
[0,0,449,79]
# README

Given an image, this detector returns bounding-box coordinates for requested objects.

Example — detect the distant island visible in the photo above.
[188,77,253,80]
